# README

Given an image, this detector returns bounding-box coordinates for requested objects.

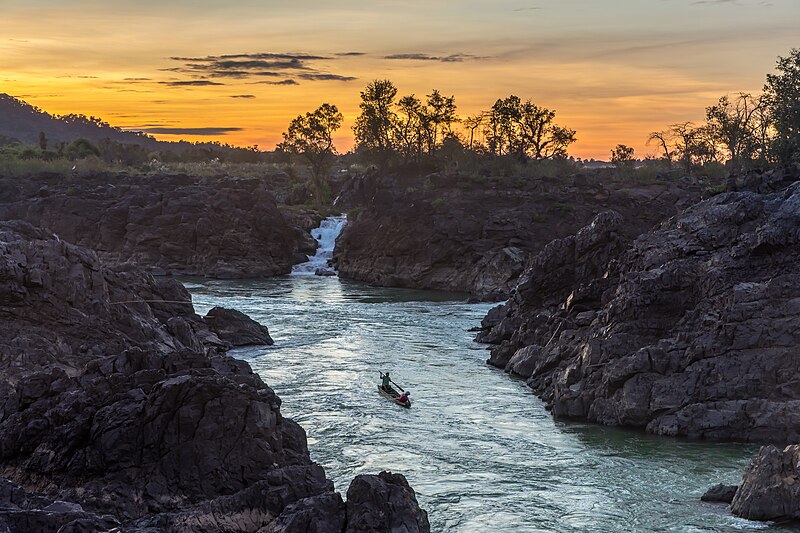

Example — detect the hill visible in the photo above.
[0,93,164,148]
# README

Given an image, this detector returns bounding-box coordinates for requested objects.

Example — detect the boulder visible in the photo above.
[731,444,800,521]
[345,472,430,533]
[700,484,738,503]
[203,306,274,346]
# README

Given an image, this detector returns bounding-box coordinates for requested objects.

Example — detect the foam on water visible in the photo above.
[291,214,347,276]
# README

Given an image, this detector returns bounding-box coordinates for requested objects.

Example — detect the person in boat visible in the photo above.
[398,391,410,403]
[380,372,391,392]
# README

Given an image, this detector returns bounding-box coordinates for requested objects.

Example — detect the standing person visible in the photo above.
[380,372,391,392]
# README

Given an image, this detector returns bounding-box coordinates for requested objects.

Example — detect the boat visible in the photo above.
[377,385,411,408]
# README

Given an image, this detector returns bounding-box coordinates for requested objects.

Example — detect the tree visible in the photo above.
[462,113,484,151]
[353,79,397,168]
[764,48,800,164]
[38,131,48,151]
[65,138,100,160]
[393,94,424,164]
[424,89,457,155]
[705,93,765,169]
[278,103,343,205]
[647,130,673,163]
[610,144,635,168]
[483,96,576,159]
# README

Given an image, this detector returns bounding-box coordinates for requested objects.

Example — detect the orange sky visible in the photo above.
[1,0,798,159]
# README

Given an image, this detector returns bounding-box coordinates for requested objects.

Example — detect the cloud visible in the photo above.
[384,53,482,63]
[229,94,256,98]
[159,80,224,86]
[163,51,355,84]
[253,79,300,85]
[297,73,356,81]
[513,6,541,11]
[123,77,151,81]
[171,53,329,61]
[137,127,243,135]
[336,51,366,56]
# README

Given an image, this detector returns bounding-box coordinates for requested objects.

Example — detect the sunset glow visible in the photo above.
[2,0,797,159]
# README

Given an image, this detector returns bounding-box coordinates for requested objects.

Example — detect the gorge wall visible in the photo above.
[0,173,315,279]
[334,171,701,299]
[477,172,800,443]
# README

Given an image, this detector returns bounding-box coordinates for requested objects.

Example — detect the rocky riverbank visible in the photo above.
[0,172,316,279]
[476,173,800,442]
[0,221,429,532]
[334,171,702,299]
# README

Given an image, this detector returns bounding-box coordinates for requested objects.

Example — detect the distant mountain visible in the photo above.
[0,93,165,149]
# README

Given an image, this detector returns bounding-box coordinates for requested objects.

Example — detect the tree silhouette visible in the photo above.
[278,103,343,205]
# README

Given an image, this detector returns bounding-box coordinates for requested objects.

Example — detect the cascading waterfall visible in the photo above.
[291,214,347,276]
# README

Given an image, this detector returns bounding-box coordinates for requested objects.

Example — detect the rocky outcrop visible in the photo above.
[730,444,800,521]
[0,221,427,532]
[345,472,430,533]
[335,171,700,299]
[700,484,738,504]
[0,173,315,278]
[203,306,274,347]
[477,177,800,442]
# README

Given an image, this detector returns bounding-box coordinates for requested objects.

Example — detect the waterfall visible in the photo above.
[291,214,347,276]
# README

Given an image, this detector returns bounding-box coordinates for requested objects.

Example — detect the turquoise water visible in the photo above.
[186,275,780,533]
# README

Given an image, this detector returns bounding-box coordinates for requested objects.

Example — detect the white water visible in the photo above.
[291,214,347,276]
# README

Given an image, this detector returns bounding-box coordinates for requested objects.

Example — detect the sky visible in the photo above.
[0,0,798,159]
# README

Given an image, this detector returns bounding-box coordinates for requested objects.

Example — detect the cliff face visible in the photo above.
[477,177,800,443]
[334,172,700,299]
[0,173,315,279]
[0,222,428,533]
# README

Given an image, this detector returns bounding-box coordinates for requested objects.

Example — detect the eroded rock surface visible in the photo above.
[335,171,699,299]
[477,178,800,442]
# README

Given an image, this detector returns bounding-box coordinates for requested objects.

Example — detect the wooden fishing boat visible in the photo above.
[377,385,411,408]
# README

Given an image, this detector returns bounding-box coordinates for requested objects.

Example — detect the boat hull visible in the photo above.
[378,385,411,408]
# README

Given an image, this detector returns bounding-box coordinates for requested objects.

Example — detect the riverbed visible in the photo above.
[187,275,779,532]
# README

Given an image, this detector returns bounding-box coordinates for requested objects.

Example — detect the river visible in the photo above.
[183,274,787,532]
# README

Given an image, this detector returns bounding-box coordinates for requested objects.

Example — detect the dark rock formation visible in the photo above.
[0,173,315,278]
[0,221,427,532]
[700,484,738,504]
[335,171,700,298]
[203,306,274,346]
[730,444,800,521]
[345,472,430,533]
[477,177,800,442]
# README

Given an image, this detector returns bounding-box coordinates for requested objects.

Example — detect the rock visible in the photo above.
[203,306,274,346]
[700,484,738,503]
[731,444,800,521]
[345,471,430,533]
[477,175,800,443]
[335,171,699,298]
[0,221,427,531]
[0,173,312,278]
[315,268,336,277]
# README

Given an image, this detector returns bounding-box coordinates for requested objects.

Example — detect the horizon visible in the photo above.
[1,0,797,160]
